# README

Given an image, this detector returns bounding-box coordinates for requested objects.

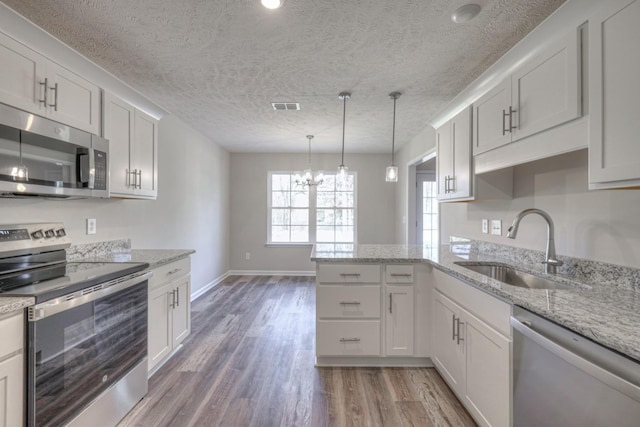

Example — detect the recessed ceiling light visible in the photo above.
[451,3,481,24]
[261,0,284,9]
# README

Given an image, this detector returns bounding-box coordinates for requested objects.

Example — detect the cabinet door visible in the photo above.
[385,285,414,356]
[47,62,101,134]
[436,122,453,200]
[0,353,24,427]
[472,79,512,155]
[589,0,640,187]
[432,292,464,392]
[512,29,581,142]
[133,110,158,198]
[148,284,172,372]
[0,32,46,115]
[463,311,511,427]
[103,92,134,195]
[172,277,191,347]
[450,106,472,199]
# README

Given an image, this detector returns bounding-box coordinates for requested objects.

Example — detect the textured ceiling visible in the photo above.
[1,0,566,153]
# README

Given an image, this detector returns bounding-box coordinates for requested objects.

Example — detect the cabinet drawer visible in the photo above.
[385,264,415,284]
[317,286,381,318]
[148,257,191,290]
[0,312,23,357]
[317,264,381,284]
[316,320,381,356]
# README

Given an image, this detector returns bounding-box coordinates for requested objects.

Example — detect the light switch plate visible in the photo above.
[491,220,501,236]
[87,218,97,235]
[482,219,489,234]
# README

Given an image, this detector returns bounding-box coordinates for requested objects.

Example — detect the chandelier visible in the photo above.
[295,135,324,187]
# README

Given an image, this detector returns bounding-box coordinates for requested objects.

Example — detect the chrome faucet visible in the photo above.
[506,208,564,274]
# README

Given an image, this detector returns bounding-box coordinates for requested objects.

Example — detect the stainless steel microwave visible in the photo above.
[0,103,108,199]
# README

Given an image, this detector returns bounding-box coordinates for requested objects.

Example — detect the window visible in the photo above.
[267,171,356,246]
[422,180,439,248]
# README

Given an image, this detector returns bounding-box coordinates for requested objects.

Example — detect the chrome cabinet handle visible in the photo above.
[508,106,516,133]
[50,83,58,111]
[169,289,176,309]
[176,287,180,307]
[449,175,456,193]
[455,317,465,345]
[127,169,138,189]
[502,109,508,135]
[444,176,450,193]
[502,107,517,135]
[339,338,361,343]
[339,301,360,305]
[340,273,361,278]
[389,293,393,314]
[39,78,48,107]
[390,273,412,277]
[452,314,457,341]
[167,268,181,276]
[137,169,142,189]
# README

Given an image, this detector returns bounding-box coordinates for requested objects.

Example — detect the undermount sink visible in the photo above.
[454,261,573,290]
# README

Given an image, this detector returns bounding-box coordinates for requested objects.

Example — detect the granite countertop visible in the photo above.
[311,242,640,363]
[78,249,195,269]
[0,296,34,316]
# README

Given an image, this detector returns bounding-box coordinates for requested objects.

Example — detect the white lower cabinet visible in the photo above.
[315,263,429,365]
[147,257,191,374]
[432,270,511,427]
[0,312,24,427]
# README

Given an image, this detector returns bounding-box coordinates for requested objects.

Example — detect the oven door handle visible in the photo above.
[29,271,152,321]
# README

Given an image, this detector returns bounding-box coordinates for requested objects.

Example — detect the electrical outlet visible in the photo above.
[86,218,97,235]
[245,252,251,260]
[481,219,489,234]
[491,220,502,236]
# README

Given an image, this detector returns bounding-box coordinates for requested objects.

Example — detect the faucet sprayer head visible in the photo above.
[506,225,517,239]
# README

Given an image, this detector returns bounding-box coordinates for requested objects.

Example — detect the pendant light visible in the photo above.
[337,92,351,179]
[294,135,324,187]
[261,0,284,9]
[386,92,401,183]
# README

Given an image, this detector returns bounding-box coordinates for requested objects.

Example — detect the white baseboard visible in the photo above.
[190,271,230,301]
[227,270,316,277]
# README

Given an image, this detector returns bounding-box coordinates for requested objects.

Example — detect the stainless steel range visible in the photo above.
[0,223,151,427]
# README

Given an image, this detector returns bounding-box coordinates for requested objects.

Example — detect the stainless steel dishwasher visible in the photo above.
[511,306,640,427]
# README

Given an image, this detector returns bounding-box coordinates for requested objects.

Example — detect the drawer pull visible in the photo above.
[167,268,181,275]
[340,273,361,277]
[339,338,361,343]
[339,301,361,306]
[390,273,412,277]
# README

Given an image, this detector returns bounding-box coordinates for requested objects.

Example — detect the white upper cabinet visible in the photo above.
[103,91,158,199]
[473,28,582,156]
[437,106,473,201]
[0,32,100,134]
[589,0,640,189]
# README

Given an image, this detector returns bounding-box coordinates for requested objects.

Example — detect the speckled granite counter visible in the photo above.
[0,296,34,315]
[77,249,195,269]
[311,241,640,363]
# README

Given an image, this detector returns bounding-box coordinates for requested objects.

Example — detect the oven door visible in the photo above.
[26,273,149,427]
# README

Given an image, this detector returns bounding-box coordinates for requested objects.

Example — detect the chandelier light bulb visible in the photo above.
[386,165,398,182]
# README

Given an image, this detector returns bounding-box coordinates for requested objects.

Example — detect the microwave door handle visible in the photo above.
[78,152,90,185]
[89,148,95,189]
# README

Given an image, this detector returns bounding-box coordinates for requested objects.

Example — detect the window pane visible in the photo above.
[335,226,354,242]
[336,174,354,191]
[317,209,335,226]
[317,192,335,207]
[335,192,354,207]
[271,226,290,242]
[272,191,290,207]
[272,209,290,225]
[272,174,291,191]
[290,226,309,242]
[291,209,309,225]
[318,175,335,191]
[291,190,309,207]
[335,209,354,226]
[317,226,335,242]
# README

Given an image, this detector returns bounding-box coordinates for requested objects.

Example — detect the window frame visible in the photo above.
[266,170,357,246]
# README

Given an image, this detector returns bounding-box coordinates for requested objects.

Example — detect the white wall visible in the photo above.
[0,114,230,296]
[229,153,396,272]
[441,149,640,269]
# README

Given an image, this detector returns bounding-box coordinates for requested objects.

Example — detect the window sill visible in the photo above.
[265,242,314,248]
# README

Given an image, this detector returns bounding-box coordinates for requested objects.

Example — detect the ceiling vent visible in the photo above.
[271,102,300,111]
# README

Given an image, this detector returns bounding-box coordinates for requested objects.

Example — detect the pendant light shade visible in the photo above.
[337,92,351,179]
[386,92,401,183]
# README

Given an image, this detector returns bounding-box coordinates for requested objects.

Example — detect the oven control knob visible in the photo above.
[44,229,55,238]
[31,230,44,240]
[56,228,66,237]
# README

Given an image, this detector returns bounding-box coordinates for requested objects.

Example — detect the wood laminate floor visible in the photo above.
[119,275,476,427]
